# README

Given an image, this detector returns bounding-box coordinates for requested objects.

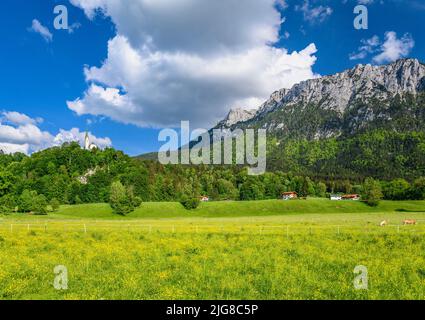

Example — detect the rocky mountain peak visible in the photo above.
[214,58,425,138]
[256,88,291,115]
[216,107,257,128]
[271,58,425,115]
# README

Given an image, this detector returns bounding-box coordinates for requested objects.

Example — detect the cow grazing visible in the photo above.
[403,219,417,225]
[380,220,388,227]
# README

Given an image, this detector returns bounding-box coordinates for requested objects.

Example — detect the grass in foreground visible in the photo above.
[1,211,425,299]
[0,225,424,300]
[1,200,425,300]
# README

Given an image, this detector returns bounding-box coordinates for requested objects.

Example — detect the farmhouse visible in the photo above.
[282,192,298,200]
[341,194,360,201]
[200,196,209,202]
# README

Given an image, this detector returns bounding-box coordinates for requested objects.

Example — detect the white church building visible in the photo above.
[84,132,98,151]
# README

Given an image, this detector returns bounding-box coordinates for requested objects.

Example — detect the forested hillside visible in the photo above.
[267,129,425,180]
[0,142,329,206]
[0,141,425,214]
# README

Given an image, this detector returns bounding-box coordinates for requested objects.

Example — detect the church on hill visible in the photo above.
[84,132,98,151]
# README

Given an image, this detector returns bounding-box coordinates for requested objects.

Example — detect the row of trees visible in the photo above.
[382,178,425,200]
[0,190,60,215]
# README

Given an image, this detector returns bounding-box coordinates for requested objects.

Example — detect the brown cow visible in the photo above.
[403,219,417,225]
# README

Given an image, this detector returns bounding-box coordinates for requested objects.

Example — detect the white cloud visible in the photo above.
[354,0,425,9]
[349,32,414,64]
[295,0,333,24]
[0,123,52,147]
[0,111,111,154]
[29,19,53,42]
[0,143,29,155]
[277,0,288,9]
[373,31,415,64]
[2,111,42,126]
[53,128,112,149]
[349,35,380,60]
[71,0,283,54]
[68,0,318,128]
[68,22,82,34]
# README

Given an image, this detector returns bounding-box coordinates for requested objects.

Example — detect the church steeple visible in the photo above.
[84,131,90,150]
[84,131,98,151]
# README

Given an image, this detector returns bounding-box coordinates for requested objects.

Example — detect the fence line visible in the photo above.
[0,222,424,236]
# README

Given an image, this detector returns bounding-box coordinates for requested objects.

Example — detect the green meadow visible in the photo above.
[1,199,425,300]
[4,198,425,220]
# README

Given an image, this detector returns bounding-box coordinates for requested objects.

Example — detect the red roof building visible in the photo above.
[341,194,360,200]
[282,192,298,200]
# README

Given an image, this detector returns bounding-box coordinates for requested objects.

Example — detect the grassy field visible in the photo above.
[3,198,425,220]
[1,199,425,300]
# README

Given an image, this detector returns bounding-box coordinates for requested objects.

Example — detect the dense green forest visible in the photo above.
[0,141,424,214]
[267,129,425,180]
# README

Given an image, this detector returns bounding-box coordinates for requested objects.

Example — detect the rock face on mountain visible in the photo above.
[272,58,424,113]
[256,88,290,115]
[217,59,425,139]
[216,108,257,128]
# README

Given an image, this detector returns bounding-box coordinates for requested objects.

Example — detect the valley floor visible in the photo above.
[1,199,425,300]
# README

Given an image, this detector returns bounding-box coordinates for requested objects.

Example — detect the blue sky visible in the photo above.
[0,0,423,155]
